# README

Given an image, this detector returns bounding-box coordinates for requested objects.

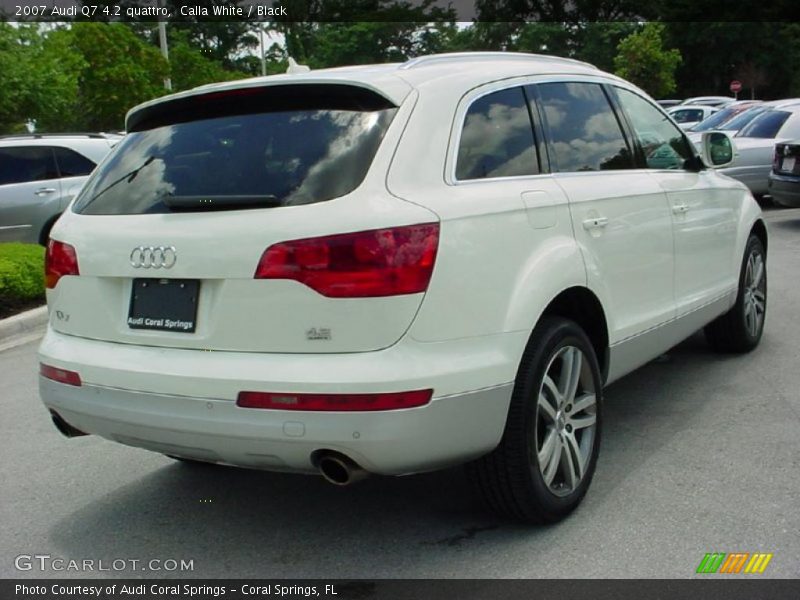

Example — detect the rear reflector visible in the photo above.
[45,240,80,289]
[254,223,439,297]
[40,363,82,387]
[236,389,433,411]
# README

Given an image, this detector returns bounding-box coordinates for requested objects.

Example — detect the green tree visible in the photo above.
[168,29,247,91]
[614,23,681,98]
[271,0,456,68]
[70,22,169,130]
[0,23,42,132]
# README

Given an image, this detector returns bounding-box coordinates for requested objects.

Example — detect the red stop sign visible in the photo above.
[730,80,742,93]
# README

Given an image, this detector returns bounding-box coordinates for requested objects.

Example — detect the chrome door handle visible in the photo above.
[35,187,57,196]
[582,216,609,230]
[672,203,689,214]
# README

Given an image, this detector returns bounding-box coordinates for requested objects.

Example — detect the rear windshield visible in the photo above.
[737,110,790,139]
[73,88,397,215]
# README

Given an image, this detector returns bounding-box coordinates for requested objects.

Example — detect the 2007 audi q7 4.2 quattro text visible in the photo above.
[38,53,767,523]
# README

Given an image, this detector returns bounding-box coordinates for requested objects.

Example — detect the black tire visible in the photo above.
[467,317,603,524]
[705,235,767,353]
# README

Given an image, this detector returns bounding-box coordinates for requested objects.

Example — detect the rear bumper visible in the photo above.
[38,327,523,475]
[768,173,800,207]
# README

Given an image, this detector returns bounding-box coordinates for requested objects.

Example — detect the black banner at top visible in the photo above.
[2,0,800,23]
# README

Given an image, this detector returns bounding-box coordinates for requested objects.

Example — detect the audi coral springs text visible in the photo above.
[39,53,767,523]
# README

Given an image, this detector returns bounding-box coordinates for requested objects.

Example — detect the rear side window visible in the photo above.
[0,146,59,186]
[53,147,96,177]
[455,87,539,180]
[536,82,634,172]
[73,86,397,215]
[738,110,790,139]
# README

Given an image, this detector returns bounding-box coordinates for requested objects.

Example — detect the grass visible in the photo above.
[0,243,46,320]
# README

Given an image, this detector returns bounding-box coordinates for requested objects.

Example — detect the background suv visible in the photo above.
[38,53,766,524]
[0,133,119,244]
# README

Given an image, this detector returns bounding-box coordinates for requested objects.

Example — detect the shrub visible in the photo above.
[0,243,45,316]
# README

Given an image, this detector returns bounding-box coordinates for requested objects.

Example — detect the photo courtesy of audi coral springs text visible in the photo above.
[39,52,767,523]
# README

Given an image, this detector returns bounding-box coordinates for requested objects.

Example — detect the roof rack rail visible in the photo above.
[0,132,119,140]
[400,52,597,71]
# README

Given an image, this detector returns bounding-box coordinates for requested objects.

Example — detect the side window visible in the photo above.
[535,82,633,172]
[456,87,539,180]
[0,146,59,186]
[53,147,96,177]
[615,88,694,170]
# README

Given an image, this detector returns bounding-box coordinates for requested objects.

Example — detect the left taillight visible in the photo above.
[45,240,79,289]
[40,363,82,387]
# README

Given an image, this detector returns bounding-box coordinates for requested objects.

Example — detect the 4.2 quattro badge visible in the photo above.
[129,246,177,269]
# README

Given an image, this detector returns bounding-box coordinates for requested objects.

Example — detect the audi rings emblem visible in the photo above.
[130,246,177,269]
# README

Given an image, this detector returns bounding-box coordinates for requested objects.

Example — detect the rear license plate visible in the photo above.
[128,278,199,333]
[782,156,795,173]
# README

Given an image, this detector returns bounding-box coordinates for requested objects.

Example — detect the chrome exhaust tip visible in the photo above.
[315,451,369,486]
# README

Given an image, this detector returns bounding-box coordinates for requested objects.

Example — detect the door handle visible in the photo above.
[582,216,609,230]
[35,187,57,196]
[672,203,689,214]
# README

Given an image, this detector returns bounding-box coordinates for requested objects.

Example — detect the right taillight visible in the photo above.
[254,223,439,298]
[45,240,80,289]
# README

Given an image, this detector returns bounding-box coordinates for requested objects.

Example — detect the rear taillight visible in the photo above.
[40,363,82,387]
[254,223,439,298]
[236,389,432,411]
[45,240,79,289]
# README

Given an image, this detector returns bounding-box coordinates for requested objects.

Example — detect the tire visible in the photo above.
[467,317,603,524]
[705,235,766,353]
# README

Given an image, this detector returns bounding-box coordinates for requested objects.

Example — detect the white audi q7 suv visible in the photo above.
[38,53,767,523]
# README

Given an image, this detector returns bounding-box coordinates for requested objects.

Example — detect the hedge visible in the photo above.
[0,243,46,317]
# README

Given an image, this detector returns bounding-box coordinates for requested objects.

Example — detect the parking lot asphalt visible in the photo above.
[1,206,799,580]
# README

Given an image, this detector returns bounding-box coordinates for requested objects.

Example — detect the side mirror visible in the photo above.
[700,131,736,168]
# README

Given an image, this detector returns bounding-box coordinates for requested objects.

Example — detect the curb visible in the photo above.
[0,305,48,342]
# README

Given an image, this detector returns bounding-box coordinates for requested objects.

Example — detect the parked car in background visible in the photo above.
[720,104,800,195]
[0,134,119,244]
[769,139,800,207]
[687,100,800,149]
[687,101,761,133]
[38,52,766,524]
[680,96,736,107]
[667,105,720,130]
[657,99,682,109]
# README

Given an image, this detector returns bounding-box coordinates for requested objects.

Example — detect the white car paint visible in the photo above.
[38,53,764,482]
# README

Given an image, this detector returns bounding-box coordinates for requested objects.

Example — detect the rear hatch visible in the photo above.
[47,82,438,353]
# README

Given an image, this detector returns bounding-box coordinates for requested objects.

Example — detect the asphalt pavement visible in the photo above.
[2,206,799,580]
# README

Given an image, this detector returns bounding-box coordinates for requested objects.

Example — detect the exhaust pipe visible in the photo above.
[50,410,88,438]
[315,451,369,486]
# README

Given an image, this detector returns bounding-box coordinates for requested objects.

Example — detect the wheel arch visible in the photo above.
[750,218,767,255]
[540,287,610,382]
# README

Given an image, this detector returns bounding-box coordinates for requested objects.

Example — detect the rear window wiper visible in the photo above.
[162,194,280,211]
